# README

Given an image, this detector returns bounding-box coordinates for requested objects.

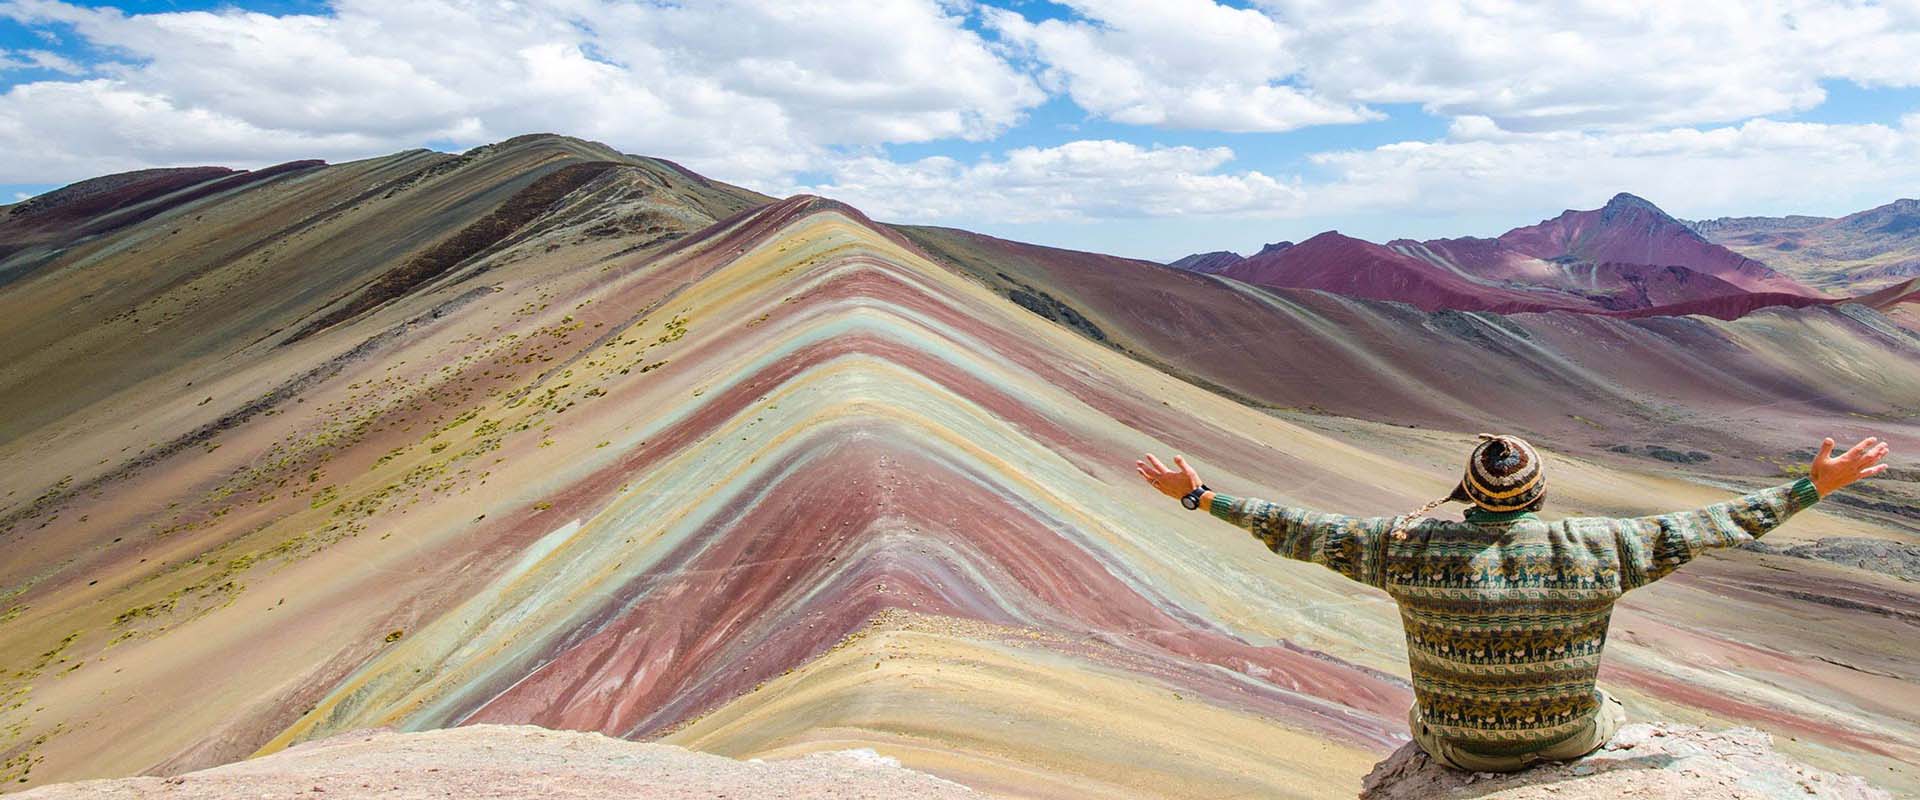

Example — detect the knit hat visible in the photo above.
[1390,433,1547,539]
[1455,433,1546,512]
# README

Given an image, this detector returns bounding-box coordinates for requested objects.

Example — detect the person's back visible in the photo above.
[1388,510,1629,765]
[1137,433,1890,773]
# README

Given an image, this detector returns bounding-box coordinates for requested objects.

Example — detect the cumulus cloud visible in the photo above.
[982,0,1377,131]
[796,116,1920,226]
[0,79,402,178]
[1,0,1914,232]
[0,47,85,74]
[792,139,1303,222]
[986,0,1920,132]
[1305,115,1920,219]
[1264,0,1920,131]
[0,0,1044,183]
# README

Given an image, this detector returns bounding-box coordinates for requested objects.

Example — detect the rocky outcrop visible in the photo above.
[1360,723,1891,800]
[1743,536,1920,582]
[13,725,978,799]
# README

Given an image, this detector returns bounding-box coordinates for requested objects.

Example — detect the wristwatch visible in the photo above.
[1180,484,1211,510]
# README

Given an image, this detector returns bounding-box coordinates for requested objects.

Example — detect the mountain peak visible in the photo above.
[1298,230,1362,246]
[1489,193,1822,297]
[1600,192,1672,221]
[459,133,629,162]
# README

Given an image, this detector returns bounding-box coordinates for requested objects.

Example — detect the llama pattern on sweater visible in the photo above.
[1209,477,1821,755]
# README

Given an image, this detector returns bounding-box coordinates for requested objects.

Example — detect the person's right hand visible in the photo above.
[1136,453,1202,501]
[1809,436,1892,497]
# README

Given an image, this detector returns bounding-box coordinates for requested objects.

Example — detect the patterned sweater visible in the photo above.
[1210,477,1822,755]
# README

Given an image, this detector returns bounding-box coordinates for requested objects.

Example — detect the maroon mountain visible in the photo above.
[1216,231,1557,312]
[1164,194,1834,318]
[1389,236,1756,311]
[1208,227,1882,319]
[1492,193,1821,297]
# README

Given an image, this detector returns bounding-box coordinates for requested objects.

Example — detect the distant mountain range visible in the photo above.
[1686,198,1920,294]
[1171,193,1917,318]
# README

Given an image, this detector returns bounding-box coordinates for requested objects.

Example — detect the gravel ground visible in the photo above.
[1360,722,1892,800]
[14,725,979,799]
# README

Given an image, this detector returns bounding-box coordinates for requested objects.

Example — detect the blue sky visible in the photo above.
[3,0,1917,260]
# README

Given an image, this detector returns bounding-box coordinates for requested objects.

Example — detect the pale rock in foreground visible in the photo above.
[1361,723,1891,800]
[14,725,976,799]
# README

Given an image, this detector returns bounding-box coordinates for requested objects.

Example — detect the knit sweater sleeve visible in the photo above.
[1207,493,1392,588]
[1609,477,1822,591]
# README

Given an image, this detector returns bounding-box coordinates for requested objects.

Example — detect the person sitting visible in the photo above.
[1136,433,1891,773]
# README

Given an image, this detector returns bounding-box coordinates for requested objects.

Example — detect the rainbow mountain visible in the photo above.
[1,135,1916,797]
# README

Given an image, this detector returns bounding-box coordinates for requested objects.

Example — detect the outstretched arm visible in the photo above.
[1611,436,1890,590]
[1137,452,1390,587]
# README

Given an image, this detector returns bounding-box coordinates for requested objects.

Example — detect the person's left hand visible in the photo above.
[1137,453,1201,499]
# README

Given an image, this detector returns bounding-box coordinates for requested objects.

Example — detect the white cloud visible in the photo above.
[0,47,85,74]
[795,116,1920,227]
[1262,0,1920,130]
[2,0,1914,234]
[983,0,1377,131]
[0,0,1044,184]
[1305,115,1920,219]
[0,79,400,177]
[793,139,1303,222]
[985,0,1920,132]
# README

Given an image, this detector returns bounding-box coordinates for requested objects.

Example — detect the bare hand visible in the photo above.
[1136,453,1202,500]
[1809,436,1891,497]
